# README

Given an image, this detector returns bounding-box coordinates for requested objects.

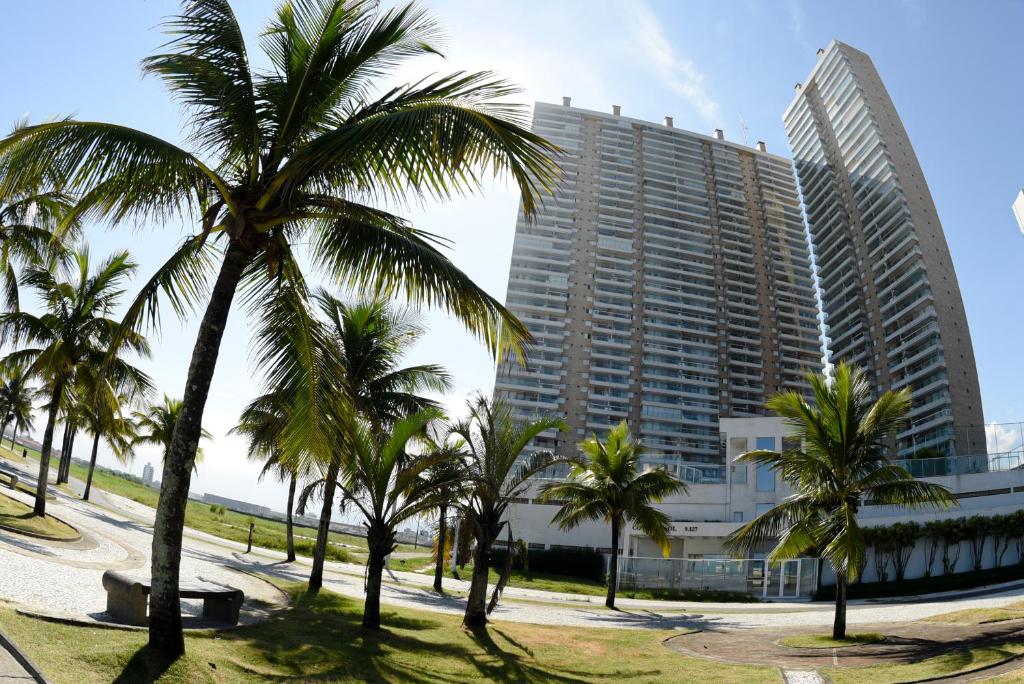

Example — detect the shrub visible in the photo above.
[489,546,605,582]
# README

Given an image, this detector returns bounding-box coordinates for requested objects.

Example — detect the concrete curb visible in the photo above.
[0,625,49,683]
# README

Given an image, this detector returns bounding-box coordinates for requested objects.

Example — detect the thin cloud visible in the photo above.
[632,1,720,124]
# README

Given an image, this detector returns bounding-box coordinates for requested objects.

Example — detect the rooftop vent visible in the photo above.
[756,141,767,153]
[664,116,673,128]
[562,96,571,107]
[795,82,803,92]
[714,128,724,140]
[816,47,826,58]
[612,104,621,116]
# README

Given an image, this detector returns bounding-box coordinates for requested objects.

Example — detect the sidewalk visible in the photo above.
[0,628,43,683]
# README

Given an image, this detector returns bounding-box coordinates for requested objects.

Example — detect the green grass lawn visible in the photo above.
[826,641,1024,684]
[0,492,78,540]
[779,632,884,649]
[1,584,779,683]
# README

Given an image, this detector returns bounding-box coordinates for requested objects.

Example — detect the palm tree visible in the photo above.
[725,363,957,639]
[133,396,212,472]
[0,184,76,311]
[305,294,450,592]
[450,395,565,627]
[537,420,687,608]
[0,364,37,451]
[0,248,145,516]
[339,408,457,629]
[0,0,558,655]
[419,427,469,593]
[232,391,302,562]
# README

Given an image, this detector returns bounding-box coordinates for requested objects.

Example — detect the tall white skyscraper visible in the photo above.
[785,41,985,457]
[494,100,821,480]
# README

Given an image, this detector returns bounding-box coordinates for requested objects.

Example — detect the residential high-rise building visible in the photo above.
[784,40,984,457]
[142,462,154,486]
[1012,190,1024,237]
[494,100,822,480]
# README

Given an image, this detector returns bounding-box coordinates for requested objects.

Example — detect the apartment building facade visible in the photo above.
[494,100,821,479]
[784,41,985,457]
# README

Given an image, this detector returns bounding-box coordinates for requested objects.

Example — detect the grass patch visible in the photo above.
[1,583,779,683]
[922,607,1024,625]
[0,492,78,540]
[779,632,885,649]
[827,641,1024,684]
[442,566,756,602]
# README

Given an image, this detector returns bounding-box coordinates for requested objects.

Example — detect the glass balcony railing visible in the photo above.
[891,449,1024,478]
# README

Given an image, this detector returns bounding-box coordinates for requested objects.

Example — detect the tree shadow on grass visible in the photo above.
[112,645,187,683]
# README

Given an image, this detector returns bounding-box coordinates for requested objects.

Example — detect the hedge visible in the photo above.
[489,546,606,582]
[814,561,1024,601]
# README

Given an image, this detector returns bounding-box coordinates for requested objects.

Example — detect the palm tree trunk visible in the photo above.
[83,431,100,501]
[34,377,66,517]
[148,239,250,659]
[464,528,492,628]
[61,427,77,484]
[0,412,12,451]
[433,503,447,593]
[309,457,341,592]
[57,422,71,484]
[285,472,296,563]
[606,517,620,609]
[363,524,388,630]
[832,573,847,640]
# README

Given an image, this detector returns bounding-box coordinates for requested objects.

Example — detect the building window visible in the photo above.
[756,463,775,492]
[755,503,774,516]
[755,436,776,451]
[733,511,743,522]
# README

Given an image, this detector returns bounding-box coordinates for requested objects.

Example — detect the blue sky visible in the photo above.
[2,0,1022,511]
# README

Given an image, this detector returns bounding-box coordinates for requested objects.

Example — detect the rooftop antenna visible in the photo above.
[738,113,750,146]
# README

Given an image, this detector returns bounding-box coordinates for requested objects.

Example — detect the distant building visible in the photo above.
[1013,190,1024,237]
[202,493,272,518]
[142,462,154,486]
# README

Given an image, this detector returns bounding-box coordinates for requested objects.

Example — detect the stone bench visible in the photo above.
[0,471,17,489]
[101,570,245,626]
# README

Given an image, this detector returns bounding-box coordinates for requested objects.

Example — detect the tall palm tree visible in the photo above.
[537,420,687,608]
[0,0,557,655]
[0,248,146,516]
[0,364,37,451]
[725,363,957,639]
[0,184,76,311]
[232,391,302,562]
[133,396,212,472]
[305,294,450,592]
[81,393,139,502]
[450,395,564,627]
[339,408,457,629]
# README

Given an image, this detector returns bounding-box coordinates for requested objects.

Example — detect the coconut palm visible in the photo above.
[0,248,146,516]
[0,0,558,654]
[537,420,687,608]
[339,408,457,629]
[450,395,565,627]
[133,396,212,472]
[725,362,957,639]
[0,184,76,311]
[0,364,38,451]
[304,294,450,592]
[232,391,302,562]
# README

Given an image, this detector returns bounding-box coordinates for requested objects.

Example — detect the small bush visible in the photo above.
[489,546,605,582]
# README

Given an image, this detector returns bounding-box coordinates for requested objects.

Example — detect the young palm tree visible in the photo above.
[0,184,76,311]
[0,248,146,516]
[133,396,212,472]
[419,427,469,593]
[305,294,450,592]
[339,408,457,629]
[725,363,957,639]
[0,0,558,654]
[450,395,564,627]
[0,364,38,451]
[81,394,139,501]
[537,420,687,608]
[232,391,302,562]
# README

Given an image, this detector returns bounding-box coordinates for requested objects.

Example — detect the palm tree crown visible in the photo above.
[538,420,687,608]
[134,396,212,470]
[0,364,38,448]
[0,184,76,311]
[726,362,956,638]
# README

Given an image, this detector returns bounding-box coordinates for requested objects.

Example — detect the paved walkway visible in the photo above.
[5,452,1024,633]
[0,630,35,682]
